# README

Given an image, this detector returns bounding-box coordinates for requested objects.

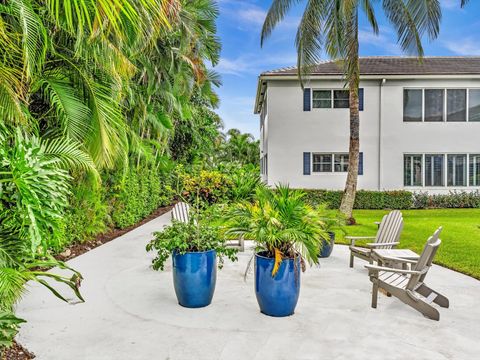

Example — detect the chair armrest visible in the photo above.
[345,236,375,246]
[379,256,418,264]
[364,264,424,275]
[366,242,400,248]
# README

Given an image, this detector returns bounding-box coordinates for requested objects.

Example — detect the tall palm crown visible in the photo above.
[260,0,467,219]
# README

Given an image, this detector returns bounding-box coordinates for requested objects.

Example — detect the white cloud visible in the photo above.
[237,7,267,26]
[444,38,480,55]
[359,27,402,55]
[214,52,298,76]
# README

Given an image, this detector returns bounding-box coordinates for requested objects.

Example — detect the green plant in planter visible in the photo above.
[146,220,238,270]
[224,185,329,275]
[0,311,25,351]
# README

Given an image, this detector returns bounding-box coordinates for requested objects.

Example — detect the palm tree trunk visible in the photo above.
[339,13,360,223]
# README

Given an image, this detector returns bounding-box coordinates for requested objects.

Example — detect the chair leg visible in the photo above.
[371,282,378,308]
[349,253,354,268]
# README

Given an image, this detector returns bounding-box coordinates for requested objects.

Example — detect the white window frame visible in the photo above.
[404,153,424,187]
[311,89,350,109]
[403,88,480,122]
[470,154,480,186]
[404,153,479,188]
[311,152,351,174]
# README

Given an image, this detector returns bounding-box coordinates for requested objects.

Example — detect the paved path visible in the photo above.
[17,211,480,359]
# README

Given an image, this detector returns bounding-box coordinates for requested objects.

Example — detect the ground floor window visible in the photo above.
[404,154,423,186]
[447,154,467,186]
[404,153,478,187]
[425,154,444,186]
[312,153,332,172]
[470,154,480,186]
[312,153,354,173]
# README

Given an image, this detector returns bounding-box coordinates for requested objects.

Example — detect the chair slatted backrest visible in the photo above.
[374,210,404,249]
[406,227,442,290]
[172,202,190,223]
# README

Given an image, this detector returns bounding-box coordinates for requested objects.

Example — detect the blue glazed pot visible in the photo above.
[254,252,301,317]
[172,250,217,308]
[319,232,335,258]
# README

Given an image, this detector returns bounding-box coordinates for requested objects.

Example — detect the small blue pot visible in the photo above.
[254,252,301,317]
[172,250,217,308]
[319,232,335,258]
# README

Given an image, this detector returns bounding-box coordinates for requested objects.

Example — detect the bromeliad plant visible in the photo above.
[146,219,238,271]
[224,184,329,276]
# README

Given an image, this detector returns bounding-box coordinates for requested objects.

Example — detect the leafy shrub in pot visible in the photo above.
[224,185,329,317]
[146,219,237,308]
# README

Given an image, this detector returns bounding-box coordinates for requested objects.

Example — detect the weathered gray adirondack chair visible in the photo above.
[171,202,244,251]
[347,210,403,268]
[365,227,448,321]
[172,202,192,223]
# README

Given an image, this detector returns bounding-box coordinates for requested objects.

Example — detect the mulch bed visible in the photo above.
[5,205,172,359]
[56,204,172,262]
[3,341,35,360]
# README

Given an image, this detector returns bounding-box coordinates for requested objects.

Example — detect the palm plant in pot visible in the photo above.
[224,184,329,317]
[318,206,346,258]
[146,217,237,308]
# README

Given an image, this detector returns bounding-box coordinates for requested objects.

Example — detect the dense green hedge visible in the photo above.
[110,166,174,228]
[303,189,480,210]
[304,190,413,209]
[57,166,175,249]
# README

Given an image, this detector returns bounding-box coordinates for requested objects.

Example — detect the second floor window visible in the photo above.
[312,90,349,109]
[404,88,480,122]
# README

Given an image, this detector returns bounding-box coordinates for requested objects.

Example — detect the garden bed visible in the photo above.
[56,205,173,262]
[3,340,35,360]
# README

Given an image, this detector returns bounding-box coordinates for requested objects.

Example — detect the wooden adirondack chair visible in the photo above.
[172,202,192,223]
[365,227,448,321]
[171,202,245,251]
[347,210,403,268]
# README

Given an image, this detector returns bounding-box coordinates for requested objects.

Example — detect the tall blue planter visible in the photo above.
[254,252,301,317]
[319,232,335,258]
[172,250,217,308]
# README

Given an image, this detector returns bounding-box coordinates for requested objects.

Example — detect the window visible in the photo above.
[424,89,444,122]
[470,154,480,186]
[333,90,349,108]
[404,154,423,186]
[403,89,422,122]
[312,153,332,172]
[469,89,480,121]
[334,153,349,172]
[312,153,353,173]
[311,89,350,109]
[447,154,467,186]
[447,89,467,121]
[425,154,444,186]
[312,90,331,108]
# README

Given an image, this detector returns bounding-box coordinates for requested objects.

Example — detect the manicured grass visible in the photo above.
[336,209,480,280]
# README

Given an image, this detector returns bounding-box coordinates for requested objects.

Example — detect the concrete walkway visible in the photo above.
[17,211,480,360]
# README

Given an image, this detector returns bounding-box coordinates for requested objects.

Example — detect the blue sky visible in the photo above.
[213,0,480,138]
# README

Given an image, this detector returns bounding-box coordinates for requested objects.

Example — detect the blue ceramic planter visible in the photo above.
[254,252,301,317]
[319,232,335,258]
[172,250,217,308]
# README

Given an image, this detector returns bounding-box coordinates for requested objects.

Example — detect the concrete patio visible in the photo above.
[17,211,480,360]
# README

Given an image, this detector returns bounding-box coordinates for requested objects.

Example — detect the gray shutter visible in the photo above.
[303,88,311,111]
[359,88,364,111]
[358,152,363,175]
[303,152,311,175]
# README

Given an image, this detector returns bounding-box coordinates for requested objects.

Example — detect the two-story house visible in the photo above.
[255,57,480,193]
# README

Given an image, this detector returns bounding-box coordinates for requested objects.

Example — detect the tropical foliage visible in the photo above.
[223,185,329,276]
[0,0,251,351]
[146,219,238,271]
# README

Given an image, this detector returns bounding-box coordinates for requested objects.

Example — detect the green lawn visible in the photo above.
[336,209,480,280]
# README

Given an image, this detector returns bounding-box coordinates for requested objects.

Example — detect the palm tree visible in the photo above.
[261,0,469,221]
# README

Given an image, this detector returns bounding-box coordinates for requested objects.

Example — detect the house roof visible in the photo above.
[261,56,480,76]
[254,56,480,113]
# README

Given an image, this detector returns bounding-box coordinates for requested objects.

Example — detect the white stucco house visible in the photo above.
[254,57,480,193]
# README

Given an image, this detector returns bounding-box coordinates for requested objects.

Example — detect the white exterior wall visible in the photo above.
[262,77,480,193]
